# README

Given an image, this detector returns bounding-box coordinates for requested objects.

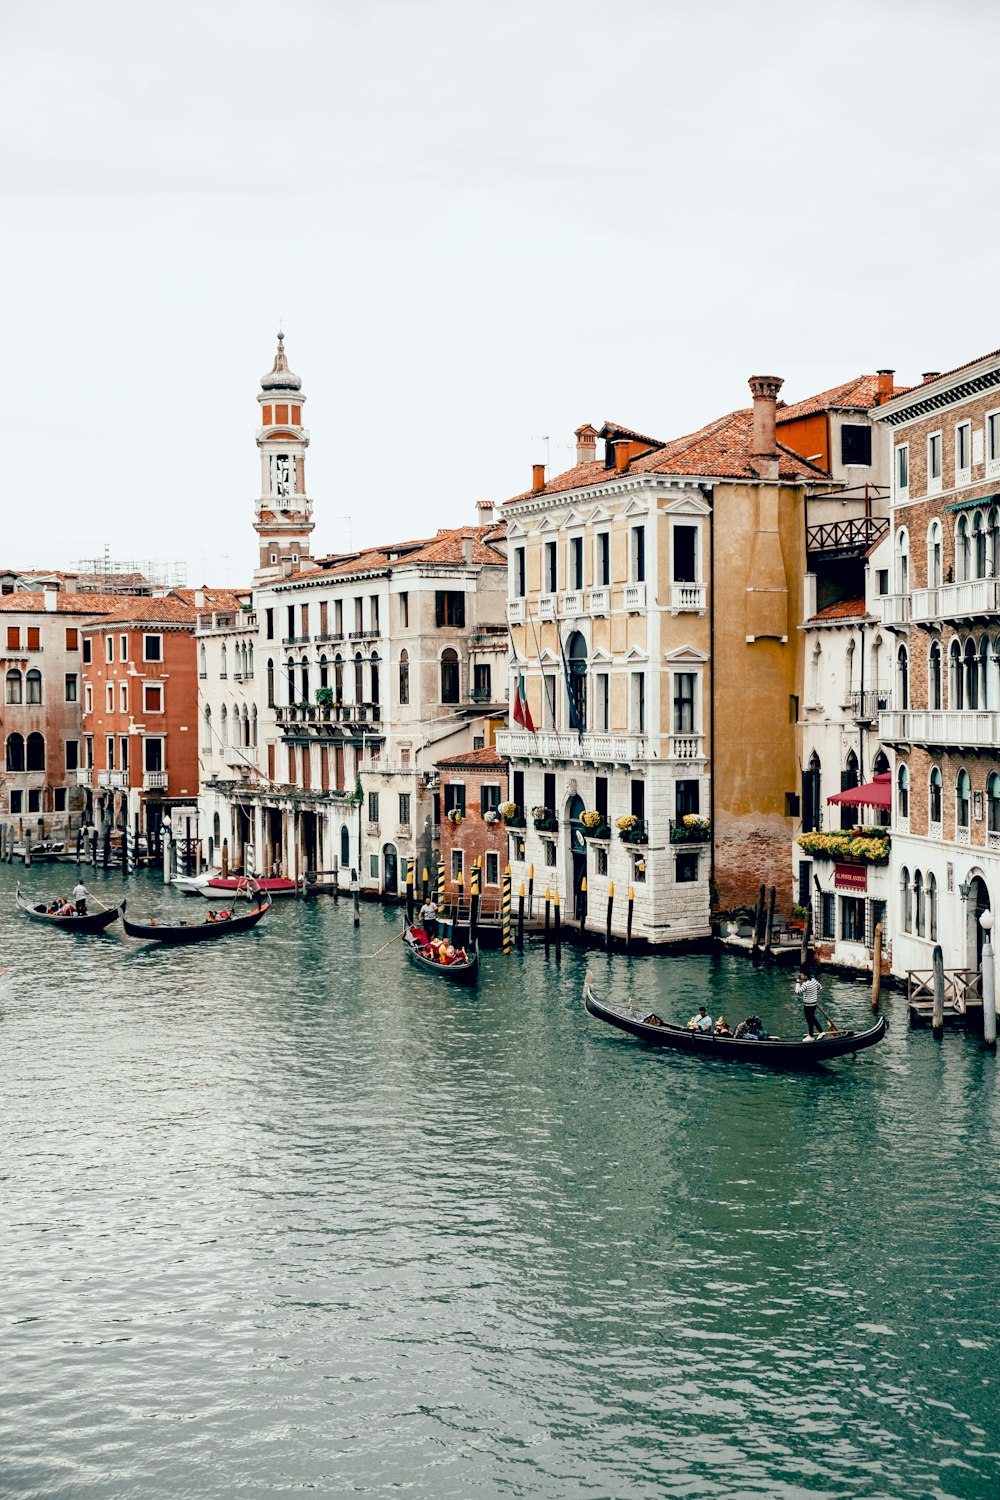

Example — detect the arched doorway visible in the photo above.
[566,632,588,730]
[964,873,991,971]
[340,823,350,871]
[567,793,586,917]
[383,843,398,895]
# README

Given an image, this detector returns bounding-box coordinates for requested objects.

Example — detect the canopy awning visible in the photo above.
[827,771,891,809]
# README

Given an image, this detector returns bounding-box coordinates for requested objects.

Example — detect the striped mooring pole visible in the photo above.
[502,865,512,954]
[553,889,562,962]
[470,860,481,948]
[517,882,525,952]
[406,856,414,922]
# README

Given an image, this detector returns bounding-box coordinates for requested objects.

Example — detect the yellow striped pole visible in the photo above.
[579,875,588,935]
[502,864,512,954]
[406,856,414,922]
[437,856,446,930]
[470,860,481,948]
[626,884,635,954]
[553,888,562,962]
[517,881,525,952]
[421,865,429,901]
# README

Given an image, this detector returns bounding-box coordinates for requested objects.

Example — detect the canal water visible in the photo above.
[2,864,999,1499]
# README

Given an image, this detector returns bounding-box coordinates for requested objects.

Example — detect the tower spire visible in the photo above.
[253,331,313,583]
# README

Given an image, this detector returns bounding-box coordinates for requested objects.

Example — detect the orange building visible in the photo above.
[81,593,242,846]
[435,746,509,903]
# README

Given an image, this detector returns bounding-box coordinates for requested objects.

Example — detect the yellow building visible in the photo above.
[496,378,849,940]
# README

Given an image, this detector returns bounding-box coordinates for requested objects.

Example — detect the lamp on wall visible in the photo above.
[959,879,973,902]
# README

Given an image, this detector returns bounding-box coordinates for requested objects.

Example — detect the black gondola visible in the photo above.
[16,884,122,933]
[121,888,271,944]
[403,924,480,986]
[583,977,887,1066]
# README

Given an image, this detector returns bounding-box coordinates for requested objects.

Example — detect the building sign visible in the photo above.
[835,862,868,892]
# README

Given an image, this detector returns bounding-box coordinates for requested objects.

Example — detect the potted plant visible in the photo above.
[446,807,464,826]
[580,809,611,839]
[617,813,647,845]
[483,809,501,826]
[315,686,334,707]
[532,805,559,833]
[500,801,525,828]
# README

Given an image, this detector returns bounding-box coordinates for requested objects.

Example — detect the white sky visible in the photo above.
[3,0,998,586]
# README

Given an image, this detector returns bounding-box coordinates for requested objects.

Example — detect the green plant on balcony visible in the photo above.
[796,828,890,865]
[500,801,525,828]
[670,815,711,844]
[580,809,611,839]
[315,686,334,707]
[616,813,648,845]
[532,805,559,833]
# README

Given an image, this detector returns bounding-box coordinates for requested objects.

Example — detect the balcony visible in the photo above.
[76,768,93,787]
[223,745,254,769]
[561,590,584,617]
[879,709,1000,748]
[143,770,168,790]
[282,635,311,646]
[668,734,706,761]
[349,628,381,641]
[849,688,891,721]
[670,582,707,613]
[314,631,345,643]
[537,594,557,621]
[496,730,648,763]
[911,577,1000,624]
[806,516,890,556]
[97,769,126,789]
[276,702,383,733]
[880,593,910,627]
[624,582,647,612]
[669,817,711,845]
[508,599,526,625]
[588,587,610,615]
[469,688,494,703]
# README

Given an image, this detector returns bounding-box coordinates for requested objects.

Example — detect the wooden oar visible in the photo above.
[366,932,403,960]
[817,1001,840,1036]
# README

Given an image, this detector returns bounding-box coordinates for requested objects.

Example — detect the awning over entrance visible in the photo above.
[827,772,891,810]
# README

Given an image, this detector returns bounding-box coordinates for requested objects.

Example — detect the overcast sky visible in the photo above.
[3,0,998,586]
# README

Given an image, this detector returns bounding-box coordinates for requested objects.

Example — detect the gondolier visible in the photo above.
[795,970,822,1036]
[72,880,89,915]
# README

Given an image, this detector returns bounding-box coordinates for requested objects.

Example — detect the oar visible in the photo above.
[816,1002,840,1036]
[366,932,403,960]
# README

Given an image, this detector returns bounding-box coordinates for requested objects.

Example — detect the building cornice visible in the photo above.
[872,359,1000,426]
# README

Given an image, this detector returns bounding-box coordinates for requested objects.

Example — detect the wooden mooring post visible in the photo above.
[871,922,883,1012]
[932,943,945,1041]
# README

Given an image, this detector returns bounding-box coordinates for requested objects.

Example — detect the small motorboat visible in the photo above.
[403,924,479,986]
[197,876,298,898]
[582,975,886,1067]
[172,870,221,896]
[15,884,122,933]
[122,887,271,944]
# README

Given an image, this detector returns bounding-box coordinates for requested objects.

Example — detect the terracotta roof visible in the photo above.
[908,347,1000,391]
[286,525,504,582]
[173,588,249,609]
[809,597,867,622]
[0,591,130,614]
[599,420,665,448]
[776,375,886,424]
[79,596,199,628]
[434,745,507,769]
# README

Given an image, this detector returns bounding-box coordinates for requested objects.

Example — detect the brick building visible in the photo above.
[435,746,508,902]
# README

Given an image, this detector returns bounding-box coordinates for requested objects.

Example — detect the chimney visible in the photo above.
[194,587,205,609]
[532,463,546,494]
[876,369,895,405]
[462,535,474,564]
[575,423,598,465]
[922,371,941,384]
[280,556,295,578]
[43,582,59,612]
[613,440,631,472]
[748,374,784,480]
[476,499,494,525]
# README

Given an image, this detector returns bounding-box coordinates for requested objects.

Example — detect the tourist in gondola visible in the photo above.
[687,1006,712,1032]
[714,1016,731,1036]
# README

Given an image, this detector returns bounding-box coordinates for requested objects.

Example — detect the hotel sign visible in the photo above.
[835,862,868,892]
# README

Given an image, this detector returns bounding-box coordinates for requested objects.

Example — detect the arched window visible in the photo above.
[398,649,409,705]
[441,648,460,704]
[319,654,328,690]
[26,669,42,705]
[900,867,912,933]
[845,639,855,696]
[354,653,364,705]
[927,520,942,588]
[897,763,909,820]
[5,733,24,771]
[242,706,250,747]
[803,750,822,833]
[979,635,991,709]
[975,512,988,578]
[221,704,228,743]
[340,824,350,869]
[286,657,296,704]
[929,641,942,710]
[26,732,45,771]
[265,658,275,708]
[897,644,909,711]
[873,749,889,775]
[871,635,884,700]
[914,870,925,936]
[567,630,588,730]
[840,750,859,830]
[231,707,239,746]
[989,773,1000,836]
[199,644,207,677]
[964,638,979,709]
[251,706,258,747]
[300,654,310,705]
[370,653,380,707]
[989,507,1000,578]
[6,669,22,704]
[220,644,228,679]
[950,639,963,709]
[957,769,971,829]
[895,528,909,594]
[957,516,971,581]
[810,641,822,704]
[334,654,344,703]
[202,705,212,752]
[247,642,254,678]
[928,873,938,941]
[930,766,943,824]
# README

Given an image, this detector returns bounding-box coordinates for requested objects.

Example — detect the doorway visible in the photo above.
[383,843,398,895]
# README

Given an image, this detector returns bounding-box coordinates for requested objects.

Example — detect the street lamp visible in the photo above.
[981,910,997,1048]
[959,879,973,901]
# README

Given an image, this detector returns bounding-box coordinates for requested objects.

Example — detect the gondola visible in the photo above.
[16,884,122,933]
[582,976,887,1067]
[197,876,298,899]
[403,924,480,986]
[121,888,271,944]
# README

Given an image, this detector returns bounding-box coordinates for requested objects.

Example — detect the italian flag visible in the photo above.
[512,673,536,732]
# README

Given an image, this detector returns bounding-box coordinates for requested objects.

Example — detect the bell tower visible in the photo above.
[253,331,315,583]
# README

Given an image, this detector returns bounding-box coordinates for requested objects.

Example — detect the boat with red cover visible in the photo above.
[197,876,298,898]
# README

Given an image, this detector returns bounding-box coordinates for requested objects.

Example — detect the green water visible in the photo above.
[2,864,998,1497]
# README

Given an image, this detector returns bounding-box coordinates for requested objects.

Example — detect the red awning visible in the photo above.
[827,772,891,810]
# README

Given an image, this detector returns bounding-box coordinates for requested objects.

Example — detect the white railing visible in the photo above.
[588,587,610,615]
[670,582,706,612]
[911,577,1000,622]
[880,593,910,626]
[624,582,647,612]
[988,829,1000,851]
[880,709,1000,747]
[537,594,557,621]
[507,599,526,625]
[496,730,648,762]
[957,824,971,845]
[143,770,168,790]
[76,768,93,787]
[561,590,584,617]
[896,815,909,836]
[97,769,126,789]
[669,734,705,761]
[930,821,943,841]
[223,745,253,768]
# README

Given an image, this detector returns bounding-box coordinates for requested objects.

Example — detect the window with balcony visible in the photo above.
[673,673,696,734]
[354,653,364,704]
[897,644,909,711]
[544,541,557,593]
[930,766,943,824]
[929,641,942,709]
[542,673,557,729]
[673,524,697,584]
[928,432,943,492]
[120,736,129,772]
[144,737,163,773]
[630,525,646,583]
[927,520,942,588]
[570,536,584,590]
[895,529,909,594]
[595,672,609,733]
[950,639,963,708]
[630,672,646,733]
[566,631,587,729]
[105,735,115,771]
[513,547,526,599]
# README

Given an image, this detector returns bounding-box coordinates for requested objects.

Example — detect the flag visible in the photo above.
[559,633,584,732]
[512,673,536,732]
